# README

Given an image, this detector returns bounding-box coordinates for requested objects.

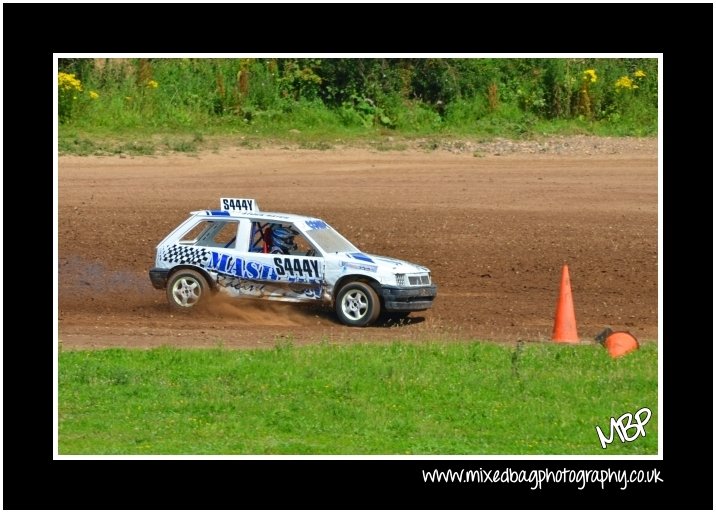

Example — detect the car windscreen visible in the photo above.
[306,228,359,253]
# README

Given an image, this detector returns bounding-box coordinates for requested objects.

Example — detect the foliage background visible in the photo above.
[58,58,658,140]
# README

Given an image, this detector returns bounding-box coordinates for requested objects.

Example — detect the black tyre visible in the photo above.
[166,269,209,311]
[335,281,380,327]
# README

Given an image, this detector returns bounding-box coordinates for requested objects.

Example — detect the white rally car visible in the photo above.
[149,199,436,326]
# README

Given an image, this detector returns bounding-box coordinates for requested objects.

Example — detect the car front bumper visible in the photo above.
[149,268,170,289]
[380,284,437,312]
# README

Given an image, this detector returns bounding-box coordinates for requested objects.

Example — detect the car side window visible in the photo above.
[250,222,317,256]
[292,232,316,256]
[250,222,269,252]
[179,220,240,249]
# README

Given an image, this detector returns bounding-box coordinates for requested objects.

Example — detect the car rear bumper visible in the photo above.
[149,268,170,289]
[379,284,437,312]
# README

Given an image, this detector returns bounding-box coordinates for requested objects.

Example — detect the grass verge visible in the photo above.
[59,341,657,455]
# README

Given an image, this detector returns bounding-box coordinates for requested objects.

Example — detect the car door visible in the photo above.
[193,218,247,291]
[239,220,325,302]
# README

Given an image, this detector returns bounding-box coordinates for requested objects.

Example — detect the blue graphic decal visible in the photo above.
[350,253,374,263]
[206,210,230,216]
[305,219,329,230]
[340,261,378,273]
[218,275,321,300]
[244,260,261,280]
[206,251,321,285]
[290,286,322,298]
[207,251,279,281]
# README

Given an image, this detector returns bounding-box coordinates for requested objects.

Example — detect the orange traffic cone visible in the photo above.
[595,327,639,358]
[552,264,579,343]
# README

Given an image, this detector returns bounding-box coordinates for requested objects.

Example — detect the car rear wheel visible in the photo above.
[167,269,209,311]
[336,281,380,327]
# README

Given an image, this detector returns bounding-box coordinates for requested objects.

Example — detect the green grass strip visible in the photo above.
[59,341,657,455]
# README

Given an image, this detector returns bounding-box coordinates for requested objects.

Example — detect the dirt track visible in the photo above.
[58,137,658,348]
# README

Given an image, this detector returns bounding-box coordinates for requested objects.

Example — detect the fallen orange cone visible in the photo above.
[552,264,579,343]
[596,327,639,358]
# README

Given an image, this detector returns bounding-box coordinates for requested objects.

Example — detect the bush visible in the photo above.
[57,58,658,138]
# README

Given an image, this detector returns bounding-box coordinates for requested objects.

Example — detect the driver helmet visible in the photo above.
[270,224,298,254]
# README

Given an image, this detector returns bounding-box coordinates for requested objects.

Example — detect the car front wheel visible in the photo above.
[336,281,380,327]
[166,269,209,311]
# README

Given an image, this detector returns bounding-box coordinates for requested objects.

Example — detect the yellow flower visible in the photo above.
[583,69,597,83]
[89,90,100,100]
[58,72,83,92]
[615,76,637,90]
[147,79,159,89]
[633,69,646,78]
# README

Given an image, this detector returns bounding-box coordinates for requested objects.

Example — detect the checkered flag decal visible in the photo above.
[161,245,211,267]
